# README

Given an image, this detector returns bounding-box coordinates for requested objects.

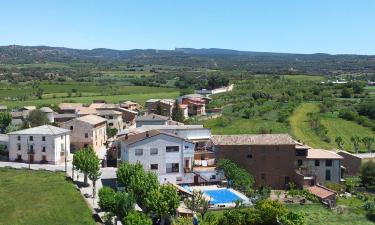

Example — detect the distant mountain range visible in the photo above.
[1,45,375,75]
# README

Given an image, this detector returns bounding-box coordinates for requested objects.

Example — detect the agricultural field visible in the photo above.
[287,198,373,225]
[0,168,95,225]
[289,103,374,152]
[0,82,180,108]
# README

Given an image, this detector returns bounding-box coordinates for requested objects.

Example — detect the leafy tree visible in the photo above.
[23,109,49,128]
[107,127,118,138]
[98,187,135,224]
[172,100,184,122]
[341,88,353,98]
[362,136,374,153]
[73,147,100,186]
[5,124,20,133]
[117,162,159,210]
[361,161,375,189]
[145,184,180,225]
[344,176,361,193]
[335,136,344,150]
[279,211,306,225]
[255,199,288,225]
[98,187,116,213]
[184,190,210,220]
[36,88,44,99]
[0,111,11,132]
[350,135,361,153]
[88,162,101,199]
[123,211,152,225]
[351,81,364,94]
[217,159,254,195]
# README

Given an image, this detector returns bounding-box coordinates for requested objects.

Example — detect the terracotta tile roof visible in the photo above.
[76,115,107,125]
[76,107,97,115]
[59,103,83,110]
[306,149,343,159]
[8,125,70,135]
[307,185,336,199]
[212,134,295,145]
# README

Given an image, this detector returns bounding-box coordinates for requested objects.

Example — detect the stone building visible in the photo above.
[8,125,70,165]
[61,115,107,152]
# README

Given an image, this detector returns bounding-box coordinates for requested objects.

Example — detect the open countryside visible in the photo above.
[1,1,375,225]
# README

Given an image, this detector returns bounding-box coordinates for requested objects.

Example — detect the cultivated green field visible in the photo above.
[0,168,95,225]
[289,103,374,151]
[203,117,289,135]
[287,198,373,225]
[282,74,325,82]
[0,83,180,108]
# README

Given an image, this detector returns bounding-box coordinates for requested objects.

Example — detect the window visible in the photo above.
[166,146,179,152]
[85,133,88,138]
[315,160,320,166]
[70,126,73,131]
[29,136,33,141]
[17,136,20,141]
[247,154,252,159]
[17,144,21,151]
[84,144,89,148]
[297,160,303,166]
[42,136,46,141]
[326,160,332,167]
[29,145,34,152]
[61,136,63,140]
[109,116,113,120]
[61,144,64,152]
[261,173,266,180]
[109,123,114,127]
[42,146,46,152]
[17,155,22,161]
[325,170,331,181]
[166,163,179,173]
[150,164,158,170]
[150,148,158,155]
[295,149,307,156]
[135,149,143,156]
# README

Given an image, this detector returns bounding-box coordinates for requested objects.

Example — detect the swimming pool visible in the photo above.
[203,189,242,204]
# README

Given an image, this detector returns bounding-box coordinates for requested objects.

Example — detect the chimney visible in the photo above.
[146,131,149,137]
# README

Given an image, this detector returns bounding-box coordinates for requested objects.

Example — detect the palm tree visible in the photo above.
[350,135,361,153]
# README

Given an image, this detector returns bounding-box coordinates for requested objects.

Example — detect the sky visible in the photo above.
[1,0,375,55]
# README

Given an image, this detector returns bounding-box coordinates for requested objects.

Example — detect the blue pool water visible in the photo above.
[203,189,242,204]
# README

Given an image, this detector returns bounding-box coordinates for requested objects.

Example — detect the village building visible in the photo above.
[212,134,343,189]
[120,101,142,111]
[120,130,196,184]
[178,94,211,116]
[40,107,54,123]
[116,108,138,127]
[146,99,175,117]
[135,113,182,128]
[8,125,70,165]
[61,115,107,153]
[96,110,123,130]
[54,113,77,124]
[58,103,83,114]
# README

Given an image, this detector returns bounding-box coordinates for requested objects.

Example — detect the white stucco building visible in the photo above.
[8,125,70,165]
[120,130,196,184]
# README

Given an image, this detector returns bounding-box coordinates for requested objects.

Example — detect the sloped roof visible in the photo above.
[59,103,83,110]
[121,130,191,145]
[117,108,138,115]
[76,115,107,125]
[136,113,169,121]
[76,107,97,115]
[40,107,54,113]
[96,110,122,116]
[306,149,343,159]
[212,134,295,145]
[307,185,336,199]
[8,125,70,135]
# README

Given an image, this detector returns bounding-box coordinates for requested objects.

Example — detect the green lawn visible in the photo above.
[289,103,374,151]
[203,117,289,135]
[0,168,95,225]
[287,198,372,225]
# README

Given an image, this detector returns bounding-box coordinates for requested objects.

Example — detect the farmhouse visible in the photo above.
[178,94,211,116]
[8,125,70,165]
[61,115,107,152]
